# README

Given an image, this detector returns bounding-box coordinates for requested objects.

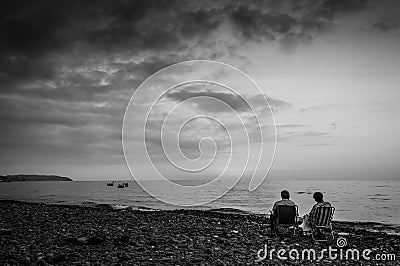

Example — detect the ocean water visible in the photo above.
[0,179,399,225]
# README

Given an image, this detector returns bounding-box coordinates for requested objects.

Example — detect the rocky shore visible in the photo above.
[0,200,399,265]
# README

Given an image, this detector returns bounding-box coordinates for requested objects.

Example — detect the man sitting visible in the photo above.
[270,190,296,232]
[301,192,331,233]
[309,192,331,227]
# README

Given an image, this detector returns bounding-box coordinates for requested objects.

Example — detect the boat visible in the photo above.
[117,183,125,188]
[107,181,114,186]
[123,182,129,187]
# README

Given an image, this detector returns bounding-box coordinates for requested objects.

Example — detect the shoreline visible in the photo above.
[1,200,399,265]
[2,199,399,227]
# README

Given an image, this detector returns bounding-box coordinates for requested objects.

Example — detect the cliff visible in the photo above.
[0,175,73,182]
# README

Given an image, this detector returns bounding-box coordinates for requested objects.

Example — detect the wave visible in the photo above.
[207,207,251,215]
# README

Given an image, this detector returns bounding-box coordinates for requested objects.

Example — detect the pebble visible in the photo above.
[0,228,12,236]
[119,234,130,243]
[119,254,131,261]
[88,235,105,245]
[1,201,399,265]
[148,240,157,247]
[77,236,88,244]
[54,253,67,263]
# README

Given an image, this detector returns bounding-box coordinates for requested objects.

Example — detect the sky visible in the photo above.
[1,0,400,181]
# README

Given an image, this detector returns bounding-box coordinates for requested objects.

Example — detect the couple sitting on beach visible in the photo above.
[270,190,331,233]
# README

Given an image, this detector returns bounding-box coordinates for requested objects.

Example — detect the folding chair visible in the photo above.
[272,205,299,237]
[311,206,335,241]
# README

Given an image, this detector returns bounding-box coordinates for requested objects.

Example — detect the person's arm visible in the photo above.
[309,205,317,224]
[271,202,277,214]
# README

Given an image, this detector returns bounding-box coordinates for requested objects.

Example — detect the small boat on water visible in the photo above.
[107,181,114,186]
[117,182,128,188]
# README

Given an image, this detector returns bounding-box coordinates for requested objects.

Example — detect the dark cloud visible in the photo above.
[0,0,187,88]
[320,0,367,17]
[0,0,374,172]
[165,86,291,113]
[231,9,296,39]
[166,88,252,112]
[0,0,179,56]
[0,0,369,63]
[0,94,122,157]
[373,18,399,32]
[0,0,371,89]
[228,0,368,50]
[0,56,56,88]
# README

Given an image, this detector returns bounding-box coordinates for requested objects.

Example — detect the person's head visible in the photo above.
[281,190,290,199]
[313,192,324,203]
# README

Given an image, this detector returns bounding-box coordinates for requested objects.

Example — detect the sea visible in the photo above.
[0,179,399,225]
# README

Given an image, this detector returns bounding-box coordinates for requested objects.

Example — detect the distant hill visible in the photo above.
[0,175,73,182]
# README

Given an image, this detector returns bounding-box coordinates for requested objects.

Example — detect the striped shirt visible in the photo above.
[309,201,331,225]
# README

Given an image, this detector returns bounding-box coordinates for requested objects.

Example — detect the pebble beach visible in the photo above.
[1,200,399,265]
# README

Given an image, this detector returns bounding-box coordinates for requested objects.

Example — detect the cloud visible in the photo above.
[0,0,369,69]
[296,143,333,147]
[229,0,368,50]
[0,0,378,172]
[144,115,231,160]
[373,17,399,32]
[278,130,331,142]
[231,9,297,39]
[314,0,367,19]
[165,85,292,113]
[276,124,309,128]
[0,0,371,93]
